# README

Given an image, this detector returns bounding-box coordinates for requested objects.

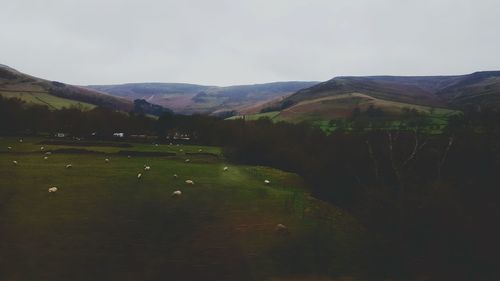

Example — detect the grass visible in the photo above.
[227,94,461,135]
[0,90,95,110]
[0,137,365,281]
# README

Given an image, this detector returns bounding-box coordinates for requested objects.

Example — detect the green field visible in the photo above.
[0,137,364,281]
[227,94,460,134]
[0,90,95,110]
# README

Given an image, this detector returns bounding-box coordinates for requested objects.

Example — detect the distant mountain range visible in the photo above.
[3,64,500,121]
[86,81,319,115]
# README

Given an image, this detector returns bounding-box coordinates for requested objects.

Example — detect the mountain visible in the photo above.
[260,71,500,120]
[281,72,500,110]
[87,81,319,115]
[0,65,133,111]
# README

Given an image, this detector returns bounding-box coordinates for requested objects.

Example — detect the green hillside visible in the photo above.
[0,137,364,281]
[0,90,95,110]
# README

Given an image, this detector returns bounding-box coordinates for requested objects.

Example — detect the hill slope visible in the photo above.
[87,81,319,115]
[280,71,500,112]
[0,65,133,111]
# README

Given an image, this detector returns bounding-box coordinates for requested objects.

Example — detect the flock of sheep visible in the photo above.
[6,140,286,234]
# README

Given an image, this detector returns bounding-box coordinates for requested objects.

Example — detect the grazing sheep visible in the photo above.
[185,180,194,185]
[171,190,182,197]
[185,159,190,163]
[19,139,23,143]
[179,149,183,152]
[264,180,270,184]
[40,146,45,151]
[48,187,58,193]
[127,155,131,159]
[44,156,49,160]
[7,146,12,150]
[275,224,290,235]
[65,164,72,169]
[173,174,178,179]
[105,158,110,163]
[223,166,229,171]
[45,152,52,155]
[137,173,142,179]
[12,160,18,165]
[144,166,151,171]
[198,149,202,152]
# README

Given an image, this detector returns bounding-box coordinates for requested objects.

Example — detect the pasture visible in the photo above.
[0,90,95,110]
[0,137,364,281]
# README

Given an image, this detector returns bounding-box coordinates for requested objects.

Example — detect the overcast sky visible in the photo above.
[1,0,500,86]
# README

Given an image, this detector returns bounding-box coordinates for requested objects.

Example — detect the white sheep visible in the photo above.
[40,146,44,151]
[198,149,203,152]
[264,180,270,184]
[144,166,151,171]
[137,173,142,179]
[179,149,183,152]
[65,164,72,169]
[48,187,58,193]
[173,174,178,179]
[275,224,289,235]
[185,159,190,163]
[19,139,23,143]
[105,158,110,163]
[12,160,18,165]
[171,190,182,197]
[185,180,194,185]
[7,146,12,150]
[45,152,51,155]
[155,144,159,147]
[223,166,229,171]
[127,155,131,159]
[44,156,49,160]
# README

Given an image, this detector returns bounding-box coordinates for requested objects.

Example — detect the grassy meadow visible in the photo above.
[0,137,364,281]
[0,90,95,110]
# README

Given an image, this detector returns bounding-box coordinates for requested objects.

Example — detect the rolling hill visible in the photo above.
[87,81,319,115]
[0,64,133,111]
[230,72,500,131]
[279,71,500,111]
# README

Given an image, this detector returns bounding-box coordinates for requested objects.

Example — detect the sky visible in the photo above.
[1,0,500,86]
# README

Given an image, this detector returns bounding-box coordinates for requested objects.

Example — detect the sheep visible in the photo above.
[19,139,23,143]
[43,156,49,160]
[65,164,72,169]
[105,158,110,163]
[48,187,58,193]
[223,166,229,171]
[264,180,270,185]
[7,146,12,150]
[40,146,45,151]
[171,190,182,197]
[173,174,178,179]
[137,173,142,179]
[198,149,203,152]
[185,159,190,163]
[185,180,194,185]
[179,149,183,152]
[12,160,18,165]
[45,152,52,155]
[127,155,131,159]
[144,166,151,171]
[275,224,290,235]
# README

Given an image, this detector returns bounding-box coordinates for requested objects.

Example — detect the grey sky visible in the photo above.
[1,0,500,86]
